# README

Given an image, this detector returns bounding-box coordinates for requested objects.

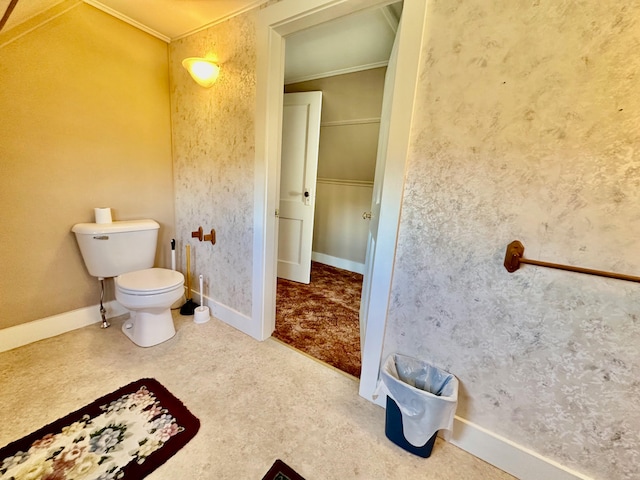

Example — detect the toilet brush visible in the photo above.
[180,244,199,315]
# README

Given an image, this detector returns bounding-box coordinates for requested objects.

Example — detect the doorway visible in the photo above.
[274,261,363,376]
[252,0,427,404]
[274,7,399,373]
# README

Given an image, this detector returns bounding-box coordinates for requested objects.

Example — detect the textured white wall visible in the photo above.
[169,12,256,316]
[382,1,640,479]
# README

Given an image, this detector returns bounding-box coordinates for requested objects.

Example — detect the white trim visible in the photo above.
[380,4,399,34]
[252,16,284,341]
[0,301,127,353]
[83,1,171,42]
[316,177,374,187]
[374,390,593,480]
[187,288,255,336]
[356,0,426,405]
[172,0,268,41]
[311,252,365,274]
[449,416,594,480]
[321,117,380,127]
[0,0,82,50]
[205,296,255,336]
[284,60,388,85]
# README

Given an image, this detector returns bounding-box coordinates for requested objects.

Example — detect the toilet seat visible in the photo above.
[116,268,184,295]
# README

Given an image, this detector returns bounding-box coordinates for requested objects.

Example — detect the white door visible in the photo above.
[359,18,400,352]
[277,91,323,284]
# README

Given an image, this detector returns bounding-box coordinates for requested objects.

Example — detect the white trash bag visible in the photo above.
[375,353,459,447]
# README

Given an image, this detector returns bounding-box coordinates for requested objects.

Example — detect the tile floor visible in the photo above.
[0,312,516,479]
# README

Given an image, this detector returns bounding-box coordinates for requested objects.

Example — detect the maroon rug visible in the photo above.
[262,459,306,480]
[275,261,362,377]
[0,378,199,479]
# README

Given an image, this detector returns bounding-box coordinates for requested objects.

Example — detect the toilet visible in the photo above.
[71,219,184,347]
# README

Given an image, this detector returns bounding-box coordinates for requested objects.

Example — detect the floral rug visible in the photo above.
[0,378,199,480]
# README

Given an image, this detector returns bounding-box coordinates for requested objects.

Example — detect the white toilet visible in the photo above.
[72,219,184,347]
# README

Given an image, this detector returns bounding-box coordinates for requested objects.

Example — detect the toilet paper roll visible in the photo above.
[94,207,112,224]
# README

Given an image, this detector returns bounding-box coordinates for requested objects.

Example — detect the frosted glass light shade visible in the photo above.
[182,58,220,88]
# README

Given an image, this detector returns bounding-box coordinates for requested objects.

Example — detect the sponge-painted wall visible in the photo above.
[382,2,640,479]
[169,12,257,316]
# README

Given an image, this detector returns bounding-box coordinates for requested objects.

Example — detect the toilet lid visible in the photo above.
[116,268,184,295]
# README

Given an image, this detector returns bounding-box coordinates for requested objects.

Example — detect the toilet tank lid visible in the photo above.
[72,219,159,235]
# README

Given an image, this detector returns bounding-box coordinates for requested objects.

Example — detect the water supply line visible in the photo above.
[99,278,110,328]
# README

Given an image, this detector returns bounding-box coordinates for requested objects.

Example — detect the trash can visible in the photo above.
[377,353,459,458]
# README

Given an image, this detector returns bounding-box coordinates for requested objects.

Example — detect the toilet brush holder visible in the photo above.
[194,305,210,324]
[193,274,210,323]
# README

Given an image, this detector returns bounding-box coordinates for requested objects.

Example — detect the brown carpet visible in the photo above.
[274,261,362,378]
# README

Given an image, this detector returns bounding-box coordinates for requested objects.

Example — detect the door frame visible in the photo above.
[252,0,427,403]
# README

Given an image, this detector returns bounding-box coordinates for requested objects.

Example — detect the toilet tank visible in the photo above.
[71,219,159,278]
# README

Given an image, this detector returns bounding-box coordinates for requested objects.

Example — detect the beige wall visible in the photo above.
[286,68,385,181]
[286,69,385,265]
[0,3,174,330]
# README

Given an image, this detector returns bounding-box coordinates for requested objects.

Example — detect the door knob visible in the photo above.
[362,212,372,220]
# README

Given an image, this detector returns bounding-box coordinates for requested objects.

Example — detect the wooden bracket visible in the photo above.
[503,240,524,272]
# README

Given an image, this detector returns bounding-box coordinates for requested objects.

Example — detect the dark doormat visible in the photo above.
[262,459,306,480]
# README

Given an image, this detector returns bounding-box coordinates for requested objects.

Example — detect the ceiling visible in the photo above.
[1,0,401,83]
[284,3,400,84]
[0,0,264,38]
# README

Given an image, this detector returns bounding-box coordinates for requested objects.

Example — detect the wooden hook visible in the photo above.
[203,229,216,245]
[191,226,204,241]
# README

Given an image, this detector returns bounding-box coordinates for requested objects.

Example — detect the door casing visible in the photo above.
[252,0,428,404]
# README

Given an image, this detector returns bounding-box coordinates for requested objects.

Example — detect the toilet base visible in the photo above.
[121,309,176,347]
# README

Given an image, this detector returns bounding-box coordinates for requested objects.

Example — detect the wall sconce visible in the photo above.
[182,58,220,88]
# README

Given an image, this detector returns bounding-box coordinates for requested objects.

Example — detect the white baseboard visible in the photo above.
[0,301,128,354]
[0,292,254,353]
[200,293,257,339]
[369,391,591,479]
[311,252,365,274]
[449,416,593,480]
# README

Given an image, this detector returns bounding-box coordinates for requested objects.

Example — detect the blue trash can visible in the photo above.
[378,353,459,458]
[385,396,438,457]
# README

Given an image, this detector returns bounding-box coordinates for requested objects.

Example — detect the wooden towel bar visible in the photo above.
[503,240,640,284]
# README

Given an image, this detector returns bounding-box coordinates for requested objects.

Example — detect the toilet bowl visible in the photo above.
[115,268,184,347]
